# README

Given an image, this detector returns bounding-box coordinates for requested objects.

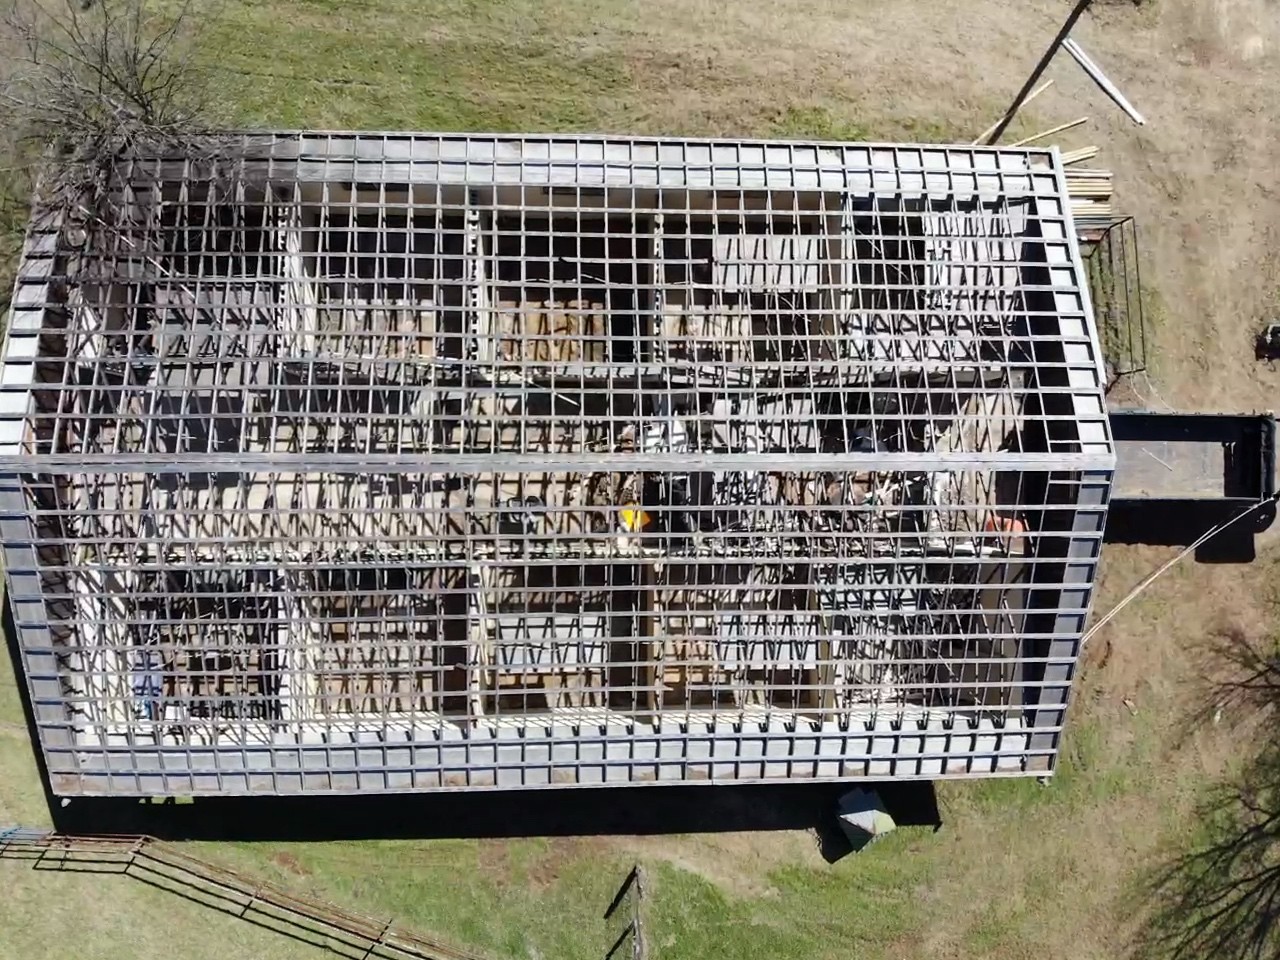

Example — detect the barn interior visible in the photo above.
[23,161,1076,748]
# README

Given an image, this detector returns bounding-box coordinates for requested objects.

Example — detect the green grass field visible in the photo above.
[4,2,1280,957]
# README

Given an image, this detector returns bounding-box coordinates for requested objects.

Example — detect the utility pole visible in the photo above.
[985,0,1094,145]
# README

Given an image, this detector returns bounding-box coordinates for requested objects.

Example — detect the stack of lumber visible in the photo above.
[1061,145,1113,237]
[972,87,1118,240]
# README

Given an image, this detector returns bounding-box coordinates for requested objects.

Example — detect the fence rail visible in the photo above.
[0,827,490,960]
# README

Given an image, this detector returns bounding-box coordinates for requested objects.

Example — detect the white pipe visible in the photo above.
[1062,38,1146,126]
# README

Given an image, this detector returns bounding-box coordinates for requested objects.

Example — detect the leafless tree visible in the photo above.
[1140,626,1280,960]
[0,0,222,216]
[0,0,236,324]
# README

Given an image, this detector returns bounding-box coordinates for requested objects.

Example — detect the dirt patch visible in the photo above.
[527,837,610,890]
[473,839,515,889]
[1076,0,1280,411]
[612,830,827,899]
[468,830,825,899]
[1081,545,1276,741]
[471,837,613,892]
[270,852,310,877]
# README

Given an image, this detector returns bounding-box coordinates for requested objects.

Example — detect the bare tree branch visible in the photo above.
[0,0,227,217]
[1138,626,1280,960]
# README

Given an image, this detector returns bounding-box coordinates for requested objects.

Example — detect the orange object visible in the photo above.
[984,515,1026,534]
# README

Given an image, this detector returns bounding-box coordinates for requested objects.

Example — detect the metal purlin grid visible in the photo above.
[0,133,1113,794]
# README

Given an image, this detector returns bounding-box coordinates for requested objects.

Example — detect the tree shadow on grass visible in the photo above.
[1136,626,1280,960]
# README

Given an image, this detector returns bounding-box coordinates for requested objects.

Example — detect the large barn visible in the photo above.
[0,132,1112,795]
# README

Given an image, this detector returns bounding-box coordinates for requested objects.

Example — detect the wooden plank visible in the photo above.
[1010,116,1089,147]
[971,79,1055,145]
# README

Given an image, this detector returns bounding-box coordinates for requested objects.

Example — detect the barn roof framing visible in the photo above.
[0,131,1113,795]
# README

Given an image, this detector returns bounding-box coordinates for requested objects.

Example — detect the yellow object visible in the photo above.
[620,504,650,532]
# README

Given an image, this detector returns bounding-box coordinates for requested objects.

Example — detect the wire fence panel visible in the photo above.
[1083,215,1147,381]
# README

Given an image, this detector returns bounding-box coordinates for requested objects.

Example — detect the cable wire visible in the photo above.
[1081,493,1279,646]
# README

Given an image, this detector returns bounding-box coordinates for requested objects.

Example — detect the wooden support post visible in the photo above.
[240,885,261,919]
[642,562,658,718]
[358,918,394,960]
[648,212,664,364]
[467,564,492,720]
[602,865,648,960]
